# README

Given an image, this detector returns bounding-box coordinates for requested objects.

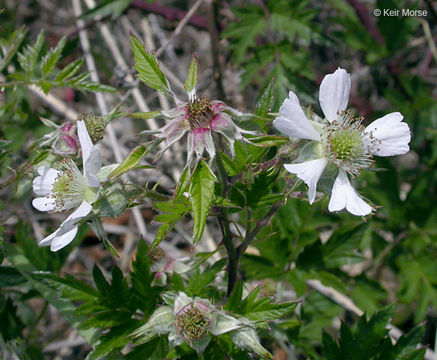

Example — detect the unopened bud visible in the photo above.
[79,113,107,144]
[93,183,127,217]
[229,327,272,359]
[52,121,79,155]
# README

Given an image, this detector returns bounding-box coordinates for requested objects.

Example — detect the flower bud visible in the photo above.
[78,113,107,144]
[51,121,79,155]
[229,327,272,359]
[93,183,127,217]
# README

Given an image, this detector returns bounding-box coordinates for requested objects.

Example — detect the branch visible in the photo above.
[130,0,209,30]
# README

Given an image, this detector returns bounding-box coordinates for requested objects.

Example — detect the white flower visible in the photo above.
[32,120,102,251]
[274,68,411,216]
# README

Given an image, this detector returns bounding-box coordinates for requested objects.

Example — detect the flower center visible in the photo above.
[187,96,215,129]
[175,304,210,342]
[51,160,87,211]
[323,111,374,177]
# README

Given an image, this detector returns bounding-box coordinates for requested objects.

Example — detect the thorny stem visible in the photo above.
[214,139,237,297]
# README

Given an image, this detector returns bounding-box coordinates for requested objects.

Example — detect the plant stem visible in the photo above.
[214,144,238,297]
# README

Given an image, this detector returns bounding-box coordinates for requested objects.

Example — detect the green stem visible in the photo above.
[214,146,238,297]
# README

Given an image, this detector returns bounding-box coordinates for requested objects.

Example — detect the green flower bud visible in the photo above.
[93,183,127,217]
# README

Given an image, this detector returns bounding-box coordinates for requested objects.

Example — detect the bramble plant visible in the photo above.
[1,1,436,359]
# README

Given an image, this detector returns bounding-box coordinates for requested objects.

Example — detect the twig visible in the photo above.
[346,0,384,45]
[130,0,209,30]
[237,202,281,258]
[155,0,205,58]
[421,20,437,64]
[29,84,78,121]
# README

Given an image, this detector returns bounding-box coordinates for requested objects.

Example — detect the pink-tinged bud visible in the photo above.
[151,272,167,287]
[52,122,79,155]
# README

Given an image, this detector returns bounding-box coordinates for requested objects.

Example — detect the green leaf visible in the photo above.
[55,58,84,81]
[322,223,368,268]
[254,79,274,119]
[80,0,131,20]
[130,34,170,94]
[151,197,191,248]
[17,30,45,74]
[322,305,397,360]
[189,160,217,245]
[107,144,149,180]
[187,258,226,296]
[184,54,198,95]
[88,320,140,360]
[245,135,289,147]
[4,243,98,345]
[130,111,162,120]
[0,27,27,72]
[41,36,66,76]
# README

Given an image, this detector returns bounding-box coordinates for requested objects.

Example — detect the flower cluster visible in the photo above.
[32,120,108,251]
[274,68,411,216]
[132,292,271,357]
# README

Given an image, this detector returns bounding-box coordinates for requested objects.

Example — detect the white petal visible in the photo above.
[33,167,59,196]
[56,201,92,234]
[319,68,351,122]
[32,197,56,212]
[284,158,328,204]
[364,112,410,156]
[77,120,95,169]
[328,170,372,216]
[50,227,78,251]
[85,149,102,175]
[273,91,320,141]
[39,201,92,251]
[174,292,192,315]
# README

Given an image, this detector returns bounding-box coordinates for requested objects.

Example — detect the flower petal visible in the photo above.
[33,167,59,196]
[284,158,328,204]
[85,149,102,175]
[77,120,95,170]
[364,112,410,156]
[187,128,213,163]
[39,201,92,251]
[50,227,79,252]
[32,197,56,212]
[56,201,92,234]
[273,91,320,141]
[319,68,351,122]
[328,170,372,216]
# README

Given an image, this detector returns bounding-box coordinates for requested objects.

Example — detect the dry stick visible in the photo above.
[306,279,435,360]
[72,0,148,241]
[155,0,205,58]
[29,84,78,121]
[130,0,209,30]
[206,0,226,101]
[421,20,437,64]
